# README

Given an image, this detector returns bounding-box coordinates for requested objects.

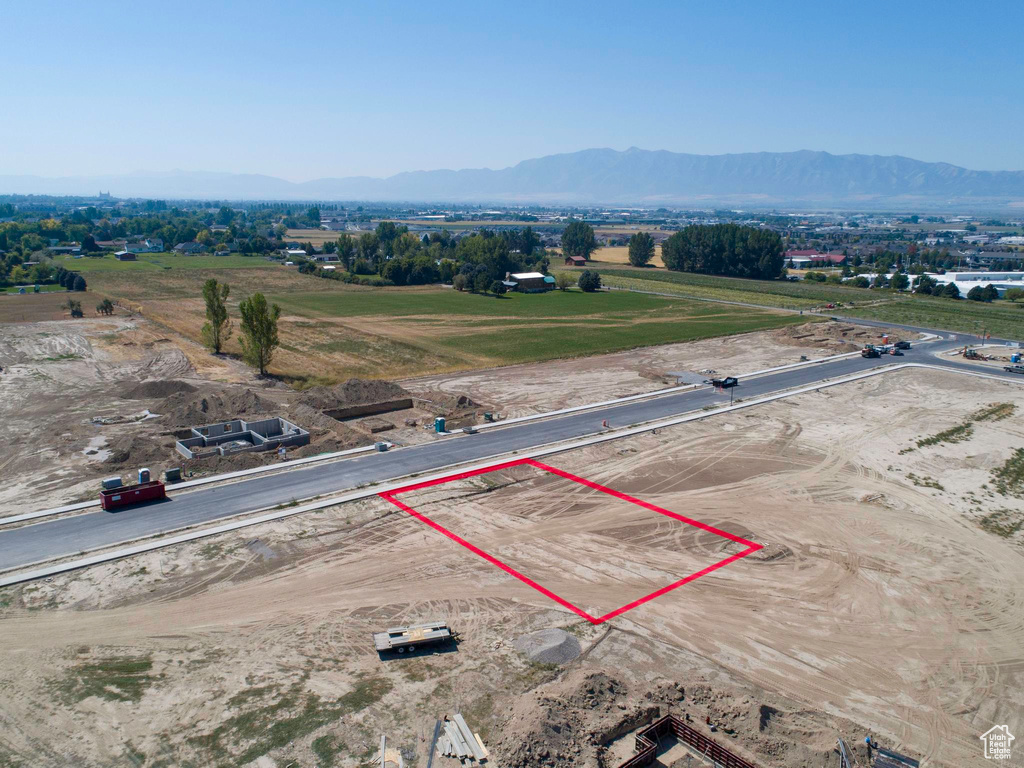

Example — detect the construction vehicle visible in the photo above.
[1004,365,1024,375]
[964,347,986,360]
[861,346,881,358]
[99,468,166,511]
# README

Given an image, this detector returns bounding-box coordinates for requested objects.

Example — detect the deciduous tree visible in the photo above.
[627,232,655,267]
[200,278,232,354]
[238,292,280,375]
[561,221,597,261]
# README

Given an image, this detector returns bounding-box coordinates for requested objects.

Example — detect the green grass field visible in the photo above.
[271,286,811,377]
[584,267,1023,339]
[1,283,66,294]
[50,252,279,273]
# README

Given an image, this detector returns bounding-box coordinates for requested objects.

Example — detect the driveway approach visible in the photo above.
[0,330,1020,572]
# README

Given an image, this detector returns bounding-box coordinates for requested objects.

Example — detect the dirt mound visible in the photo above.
[299,378,410,411]
[122,380,197,400]
[493,670,654,768]
[103,433,175,468]
[513,628,581,664]
[159,388,275,428]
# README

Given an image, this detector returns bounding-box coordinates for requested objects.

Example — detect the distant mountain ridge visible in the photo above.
[4,148,1024,207]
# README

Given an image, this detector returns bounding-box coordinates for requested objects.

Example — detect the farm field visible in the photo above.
[49,252,279,273]
[589,245,666,268]
[585,266,1024,338]
[268,286,810,377]
[2,368,1021,767]
[71,263,808,384]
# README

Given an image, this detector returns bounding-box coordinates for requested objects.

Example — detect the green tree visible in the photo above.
[306,206,322,227]
[452,273,468,291]
[941,283,961,299]
[238,293,281,375]
[561,220,597,261]
[96,298,115,315]
[577,269,602,292]
[661,224,784,279]
[72,274,86,292]
[489,279,507,296]
[555,272,573,291]
[1004,287,1024,304]
[627,232,655,267]
[200,278,232,354]
[357,232,380,265]
[336,234,355,269]
[65,298,83,317]
[473,272,491,293]
[891,273,909,291]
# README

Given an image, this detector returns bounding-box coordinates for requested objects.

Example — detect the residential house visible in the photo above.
[505,272,555,292]
[173,242,206,254]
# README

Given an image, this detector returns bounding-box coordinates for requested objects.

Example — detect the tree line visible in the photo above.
[299,223,552,289]
[661,224,785,280]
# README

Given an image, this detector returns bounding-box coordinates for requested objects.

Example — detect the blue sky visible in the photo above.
[4,0,1023,179]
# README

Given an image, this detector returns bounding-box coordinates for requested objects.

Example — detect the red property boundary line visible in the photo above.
[379,458,762,625]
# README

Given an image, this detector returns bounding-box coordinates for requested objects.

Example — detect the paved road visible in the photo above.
[1,331,1021,571]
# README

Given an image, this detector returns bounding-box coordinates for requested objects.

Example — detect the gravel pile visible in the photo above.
[513,628,581,665]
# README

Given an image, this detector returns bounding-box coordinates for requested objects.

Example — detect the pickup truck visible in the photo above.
[895,340,911,350]
[711,376,739,389]
[1004,365,1024,375]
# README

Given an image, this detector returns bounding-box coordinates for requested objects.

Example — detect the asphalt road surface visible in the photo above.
[1,330,1021,571]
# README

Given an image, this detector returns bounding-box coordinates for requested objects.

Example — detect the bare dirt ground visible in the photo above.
[402,321,913,419]
[1,367,1021,767]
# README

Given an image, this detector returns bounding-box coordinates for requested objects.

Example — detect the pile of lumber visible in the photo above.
[435,713,489,764]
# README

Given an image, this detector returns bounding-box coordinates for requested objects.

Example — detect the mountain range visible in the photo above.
[4,148,1024,208]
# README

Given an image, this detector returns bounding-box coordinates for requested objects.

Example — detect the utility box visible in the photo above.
[101,476,123,491]
[164,468,182,483]
[375,441,389,452]
[434,417,446,433]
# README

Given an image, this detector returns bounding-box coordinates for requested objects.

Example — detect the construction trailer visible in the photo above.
[372,621,454,655]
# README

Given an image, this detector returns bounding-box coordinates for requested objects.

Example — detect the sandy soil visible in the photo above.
[1,367,1021,767]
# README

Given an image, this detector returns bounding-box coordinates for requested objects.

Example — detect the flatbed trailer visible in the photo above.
[99,480,166,511]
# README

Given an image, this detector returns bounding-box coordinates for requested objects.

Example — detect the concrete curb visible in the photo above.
[3,361,1013,587]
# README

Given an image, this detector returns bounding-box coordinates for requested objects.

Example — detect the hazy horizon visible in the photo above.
[4,0,1024,181]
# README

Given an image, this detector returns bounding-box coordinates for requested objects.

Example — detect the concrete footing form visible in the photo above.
[174,416,309,459]
[618,714,758,768]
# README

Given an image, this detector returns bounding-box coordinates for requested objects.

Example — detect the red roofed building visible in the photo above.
[785,249,846,267]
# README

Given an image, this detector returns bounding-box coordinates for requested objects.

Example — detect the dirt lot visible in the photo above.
[1,367,1021,767]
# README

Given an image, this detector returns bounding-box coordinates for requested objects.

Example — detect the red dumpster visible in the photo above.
[99,480,167,511]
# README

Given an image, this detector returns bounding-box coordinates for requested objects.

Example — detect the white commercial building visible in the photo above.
[928,271,1024,297]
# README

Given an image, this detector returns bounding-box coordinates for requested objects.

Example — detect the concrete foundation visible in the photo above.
[174,416,309,459]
